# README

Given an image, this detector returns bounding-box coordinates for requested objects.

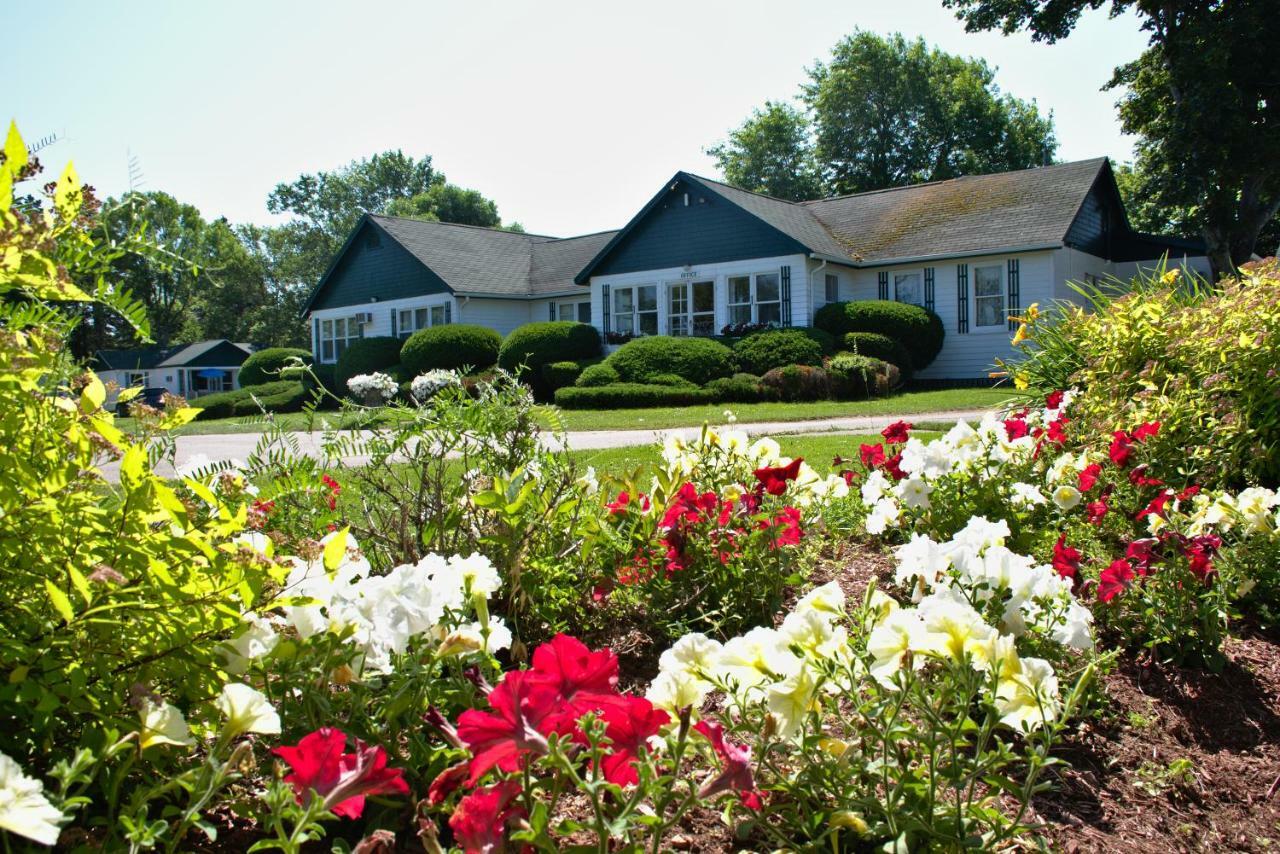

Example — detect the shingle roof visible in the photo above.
[682,174,857,260]
[94,340,255,371]
[529,230,619,295]
[156,340,253,368]
[801,158,1111,262]
[370,215,539,297]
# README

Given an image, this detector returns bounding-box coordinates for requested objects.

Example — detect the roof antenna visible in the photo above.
[127,148,145,193]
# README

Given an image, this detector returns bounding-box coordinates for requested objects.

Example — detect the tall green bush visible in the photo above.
[335,336,404,392]
[607,336,736,386]
[239,347,312,387]
[814,300,944,369]
[844,331,913,375]
[732,329,824,375]
[498,322,602,377]
[401,324,502,375]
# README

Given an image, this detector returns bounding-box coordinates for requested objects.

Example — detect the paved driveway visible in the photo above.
[98,408,992,481]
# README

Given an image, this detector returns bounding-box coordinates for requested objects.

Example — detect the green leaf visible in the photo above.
[44,579,74,623]
[119,444,146,487]
[4,121,28,174]
[323,527,350,573]
[53,161,81,221]
[80,376,106,413]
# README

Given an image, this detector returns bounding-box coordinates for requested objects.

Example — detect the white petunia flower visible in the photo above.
[1009,482,1047,508]
[222,612,279,675]
[996,657,1061,732]
[864,498,901,535]
[646,670,710,713]
[713,626,800,692]
[0,752,65,846]
[1051,485,1082,511]
[860,469,890,505]
[216,683,281,738]
[895,476,933,510]
[139,700,195,750]
[659,633,723,682]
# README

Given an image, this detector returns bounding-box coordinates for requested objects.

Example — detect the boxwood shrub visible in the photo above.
[843,332,913,375]
[238,347,311,387]
[814,300,945,369]
[732,329,824,375]
[401,324,501,375]
[542,357,603,392]
[607,336,736,385]
[705,373,776,403]
[335,336,405,392]
[554,382,715,409]
[232,382,309,416]
[498,322,602,377]
[575,362,620,387]
[760,364,831,402]
[194,380,305,420]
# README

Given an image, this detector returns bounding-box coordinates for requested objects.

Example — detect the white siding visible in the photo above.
[457,298,533,336]
[310,294,456,362]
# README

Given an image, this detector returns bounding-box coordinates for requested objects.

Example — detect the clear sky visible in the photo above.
[9,0,1150,237]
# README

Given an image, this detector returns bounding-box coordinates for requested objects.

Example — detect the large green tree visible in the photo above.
[709,31,1057,199]
[942,0,1280,279]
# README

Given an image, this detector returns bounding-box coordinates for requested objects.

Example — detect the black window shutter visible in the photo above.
[444,302,453,324]
[390,308,397,338]
[780,265,792,326]
[313,317,320,357]
[957,264,969,333]
[878,271,889,300]
[601,285,611,334]
[924,267,935,312]
[1007,259,1021,331]
[549,302,556,321]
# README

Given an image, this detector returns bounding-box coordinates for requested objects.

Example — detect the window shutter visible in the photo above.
[444,302,453,325]
[878,271,889,300]
[924,267,935,312]
[957,264,970,333]
[780,266,792,326]
[390,309,397,338]
[549,302,556,321]
[312,317,320,357]
[1007,259,1020,331]
[601,284,611,334]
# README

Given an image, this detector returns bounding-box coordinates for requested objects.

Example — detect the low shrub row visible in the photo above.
[194,380,308,419]
[554,382,715,409]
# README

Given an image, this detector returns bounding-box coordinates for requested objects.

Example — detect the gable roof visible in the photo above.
[94,340,256,371]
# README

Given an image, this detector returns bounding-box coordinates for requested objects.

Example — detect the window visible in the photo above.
[613,285,657,336]
[974,265,1005,328]
[894,271,923,306]
[728,276,752,325]
[431,305,448,327]
[755,273,781,325]
[557,301,591,323]
[397,303,450,339]
[668,281,715,336]
[126,371,147,387]
[824,273,839,304]
[319,316,364,362]
[728,272,782,325]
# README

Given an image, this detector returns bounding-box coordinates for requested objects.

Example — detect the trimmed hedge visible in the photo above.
[498,322,602,378]
[732,329,824,375]
[843,332,913,375]
[760,365,831,402]
[542,357,603,392]
[335,337,404,393]
[401,324,501,376]
[239,348,311,388]
[194,380,306,420]
[554,382,715,410]
[645,373,698,389]
[705,374,776,403]
[814,300,944,369]
[607,336,736,386]
[575,362,620,388]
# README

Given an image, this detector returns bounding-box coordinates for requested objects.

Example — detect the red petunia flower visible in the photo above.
[1046,417,1070,445]
[1184,533,1221,583]
[592,695,670,786]
[530,634,621,723]
[883,452,906,481]
[1108,431,1135,467]
[693,720,757,802]
[1086,492,1109,525]
[1125,538,1160,574]
[1132,421,1161,442]
[753,458,803,496]
[321,474,342,510]
[1051,534,1082,584]
[1003,418,1030,441]
[606,491,635,515]
[1097,559,1136,603]
[449,779,526,854]
[1045,389,1065,410]
[1178,484,1201,501]
[272,728,409,820]
[1136,489,1175,522]
[764,506,803,548]
[1078,463,1103,492]
[425,761,469,806]
[858,443,886,470]
[456,670,559,785]
[881,420,913,445]
[1128,465,1164,488]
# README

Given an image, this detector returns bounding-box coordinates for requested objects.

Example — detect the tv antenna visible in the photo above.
[127,148,145,193]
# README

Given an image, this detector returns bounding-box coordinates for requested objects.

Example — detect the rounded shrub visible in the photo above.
[576,362,620,388]
[827,353,885,400]
[402,324,501,375]
[335,337,405,392]
[498,322,602,377]
[732,329,824,375]
[194,380,302,420]
[542,358,602,392]
[607,336,736,386]
[814,300,945,370]
[238,347,311,388]
[705,374,776,403]
[645,373,698,389]
[760,365,831,402]
[554,383,715,410]
[232,381,308,416]
[843,332,913,375]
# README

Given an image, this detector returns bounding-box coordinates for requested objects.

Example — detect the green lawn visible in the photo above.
[564,431,942,482]
[552,387,1011,432]
[121,386,1010,437]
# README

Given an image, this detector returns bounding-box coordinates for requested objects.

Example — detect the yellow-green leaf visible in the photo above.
[80,376,106,413]
[4,121,28,174]
[159,407,200,430]
[323,527,350,574]
[44,579,74,623]
[54,161,82,221]
[119,443,146,487]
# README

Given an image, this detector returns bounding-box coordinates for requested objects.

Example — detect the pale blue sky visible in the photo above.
[9,0,1150,236]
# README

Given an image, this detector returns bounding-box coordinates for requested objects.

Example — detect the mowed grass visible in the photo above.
[128,386,1009,437]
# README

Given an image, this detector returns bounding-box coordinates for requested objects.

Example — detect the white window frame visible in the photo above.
[613,284,658,337]
[126,371,147,387]
[319,315,365,363]
[893,269,924,307]
[397,300,452,339]
[727,271,782,326]
[824,273,839,304]
[557,300,591,323]
[666,280,715,336]
[973,263,1006,330]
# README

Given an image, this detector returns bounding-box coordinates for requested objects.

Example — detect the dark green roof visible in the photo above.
[94,340,255,371]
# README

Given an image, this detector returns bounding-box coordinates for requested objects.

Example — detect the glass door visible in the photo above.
[668,280,715,336]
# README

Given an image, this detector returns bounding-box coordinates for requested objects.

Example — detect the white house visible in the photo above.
[301,158,1208,380]
[93,339,258,402]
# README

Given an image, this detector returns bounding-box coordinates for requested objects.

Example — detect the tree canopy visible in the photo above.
[708,31,1057,199]
[942,0,1280,279]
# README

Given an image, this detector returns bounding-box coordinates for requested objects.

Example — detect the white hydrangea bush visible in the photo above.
[346,371,399,402]
[411,369,460,402]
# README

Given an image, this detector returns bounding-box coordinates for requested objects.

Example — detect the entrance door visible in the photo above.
[668,280,715,336]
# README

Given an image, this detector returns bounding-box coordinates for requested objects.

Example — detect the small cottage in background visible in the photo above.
[93,339,259,401]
